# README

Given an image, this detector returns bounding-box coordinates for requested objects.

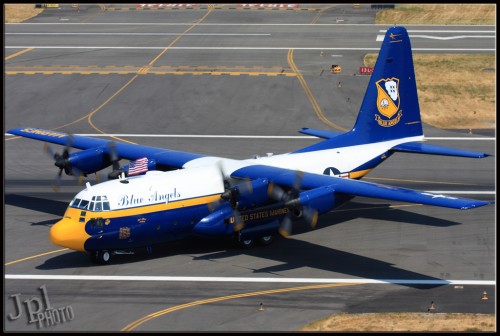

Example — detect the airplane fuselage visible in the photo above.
[50,135,422,253]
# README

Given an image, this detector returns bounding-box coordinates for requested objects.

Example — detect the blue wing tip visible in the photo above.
[465,200,494,209]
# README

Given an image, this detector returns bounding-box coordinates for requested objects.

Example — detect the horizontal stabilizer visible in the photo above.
[391,142,491,158]
[298,128,343,139]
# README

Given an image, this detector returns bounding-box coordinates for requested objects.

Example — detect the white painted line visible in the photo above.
[5,46,495,52]
[6,23,496,27]
[377,33,494,41]
[424,137,495,141]
[410,35,494,40]
[3,133,315,139]
[377,34,493,41]
[423,191,495,195]
[5,133,495,140]
[4,274,495,285]
[379,30,495,33]
[74,134,315,139]
[6,33,271,36]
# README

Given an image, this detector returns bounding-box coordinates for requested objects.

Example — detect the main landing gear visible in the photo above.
[234,235,276,249]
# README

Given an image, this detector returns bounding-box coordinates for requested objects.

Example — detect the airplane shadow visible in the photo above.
[5,194,68,217]
[36,236,444,289]
[35,200,460,288]
[322,201,461,228]
[29,219,59,227]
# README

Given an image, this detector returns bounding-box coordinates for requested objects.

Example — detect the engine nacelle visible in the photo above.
[66,147,112,175]
[296,185,336,215]
[231,178,271,208]
[193,207,234,236]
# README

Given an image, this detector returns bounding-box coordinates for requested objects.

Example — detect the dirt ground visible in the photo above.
[4,4,43,23]
[300,312,496,332]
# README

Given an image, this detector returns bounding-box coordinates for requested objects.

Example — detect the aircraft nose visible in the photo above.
[49,218,90,252]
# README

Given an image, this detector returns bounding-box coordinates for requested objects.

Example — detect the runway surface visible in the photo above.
[4,4,495,331]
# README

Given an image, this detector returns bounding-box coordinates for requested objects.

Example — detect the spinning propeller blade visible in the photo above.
[43,135,84,191]
[267,170,319,237]
[207,162,256,232]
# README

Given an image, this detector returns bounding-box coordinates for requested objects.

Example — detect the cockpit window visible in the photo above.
[70,198,81,208]
[71,196,109,211]
[70,198,90,210]
[73,195,110,212]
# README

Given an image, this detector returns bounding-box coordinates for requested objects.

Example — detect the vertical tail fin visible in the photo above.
[351,26,423,143]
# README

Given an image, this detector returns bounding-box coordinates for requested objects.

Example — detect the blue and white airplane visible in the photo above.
[7,26,491,264]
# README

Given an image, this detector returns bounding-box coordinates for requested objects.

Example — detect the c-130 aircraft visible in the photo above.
[8,26,492,264]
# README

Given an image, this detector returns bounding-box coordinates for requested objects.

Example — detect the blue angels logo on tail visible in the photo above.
[375,78,402,127]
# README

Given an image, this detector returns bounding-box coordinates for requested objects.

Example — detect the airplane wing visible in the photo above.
[7,127,204,170]
[231,164,491,210]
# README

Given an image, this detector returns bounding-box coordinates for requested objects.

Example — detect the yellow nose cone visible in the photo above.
[50,218,90,252]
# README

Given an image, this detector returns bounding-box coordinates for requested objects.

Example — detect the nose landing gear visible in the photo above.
[89,250,111,264]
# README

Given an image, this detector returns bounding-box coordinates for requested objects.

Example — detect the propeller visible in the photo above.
[267,171,319,237]
[43,135,84,192]
[207,161,254,232]
[44,142,71,175]
[106,141,124,180]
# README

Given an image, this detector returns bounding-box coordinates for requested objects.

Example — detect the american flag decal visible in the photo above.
[128,157,148,176]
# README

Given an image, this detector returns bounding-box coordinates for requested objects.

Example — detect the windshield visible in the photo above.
[70,195,110,211]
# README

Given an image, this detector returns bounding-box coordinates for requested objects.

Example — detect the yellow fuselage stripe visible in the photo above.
[65,194,221,219]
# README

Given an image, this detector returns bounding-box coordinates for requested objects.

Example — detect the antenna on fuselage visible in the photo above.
[119,171,129,184]
[86,182,91,190]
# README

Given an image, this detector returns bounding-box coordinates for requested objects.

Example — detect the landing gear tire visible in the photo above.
[258,235,275,246]
[91,250,111,264]
[235,237,255,249]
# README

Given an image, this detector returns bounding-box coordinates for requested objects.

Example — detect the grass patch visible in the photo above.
[4,4,43,23]
[364,54,495,129]
[300,312,496,332]
[376,4,495,25]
